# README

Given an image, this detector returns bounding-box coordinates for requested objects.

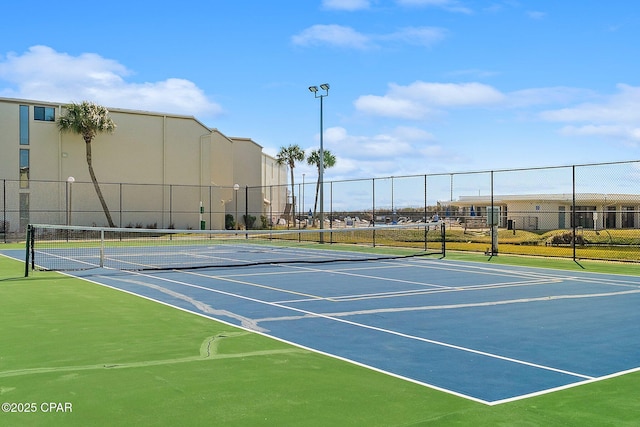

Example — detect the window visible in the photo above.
[572,205,596,228]
[622,206,635,228]
[605,206,616,228]
[19,105,29,145]
[34,106,55,121]
[20,149,29,188]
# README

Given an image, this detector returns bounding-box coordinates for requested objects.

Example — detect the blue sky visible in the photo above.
[1,0,639,187]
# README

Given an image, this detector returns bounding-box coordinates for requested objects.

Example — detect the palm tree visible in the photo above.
[307,149,336,226]
[276,145,305,227]
[58,101,117,227]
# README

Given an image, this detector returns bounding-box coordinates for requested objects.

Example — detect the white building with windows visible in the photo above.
[444,193,640,231]
[0,97,288,233]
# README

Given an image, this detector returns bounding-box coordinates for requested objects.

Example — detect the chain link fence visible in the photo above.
[3,160,640,263]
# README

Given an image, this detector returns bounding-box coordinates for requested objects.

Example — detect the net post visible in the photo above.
[572,165,576,261]
[24,224,32,277]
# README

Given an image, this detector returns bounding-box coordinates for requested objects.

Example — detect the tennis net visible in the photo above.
[25,223,445,275]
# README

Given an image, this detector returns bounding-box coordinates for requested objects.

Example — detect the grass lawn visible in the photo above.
[1,252,639,426]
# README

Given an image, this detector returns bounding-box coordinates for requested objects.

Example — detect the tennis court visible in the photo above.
[8,224,640,405]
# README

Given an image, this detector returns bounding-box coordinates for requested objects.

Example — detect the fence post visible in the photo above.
[391,176,395,223]
[424,175,428,251]
[2,179,5,243]
[119,183,123,228]
[572,165,576,261]
[372,178,376,246]
[269,185,273,230]
[169,185,173,229]
[490,170,498,256]
[330,181,333,230]
[424,174,428,225]
[245,185,249,230]
[372,178,375,223]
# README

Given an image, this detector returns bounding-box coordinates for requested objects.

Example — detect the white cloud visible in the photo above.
[354,81,505,120]
[292,25,372,49]
[325,126,415,158]
[312,125,447,178]
[508,87,596,108]
[350,80,640,152]
[292,25,448,50]
[559,125,640,142]
[354,94,430,120]
[390,81,505,106]
[321,0,371,11]
[447,68,500,79]
[394,125,435,141]
[0,45,222,117]
[296,125,465,184]
[540,84,640,123]
[395,0,472,14]
[353,81,608,123]
[538,84,640,143]
[527,10,546,20]
[380,26,448,47]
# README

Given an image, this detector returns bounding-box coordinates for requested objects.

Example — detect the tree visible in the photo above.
[307,149,336,226]
[276,145,305,227]
[58,101,117,227]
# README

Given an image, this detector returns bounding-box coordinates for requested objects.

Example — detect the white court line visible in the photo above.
[182,261,572,308]
[113,269,596,385]
[183,258,630,309]
[279,278,563,304]
[182,263,459,303]
[180,269,329,301]
[281,263,458,290]
[273,263,564,302]
[392,258,572,280]
[261,288,640,321]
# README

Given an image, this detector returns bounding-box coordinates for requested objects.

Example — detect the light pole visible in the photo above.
[233,184,240,230]
[308,83,329,235]
[66,176,75,226]
[302,173,305,225]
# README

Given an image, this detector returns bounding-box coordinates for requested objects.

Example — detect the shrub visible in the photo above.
[549,232,588,246]
[225,214,235,230]
[243,214,256,230]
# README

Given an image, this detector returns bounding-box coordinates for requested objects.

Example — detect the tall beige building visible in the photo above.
[0,97,288,233]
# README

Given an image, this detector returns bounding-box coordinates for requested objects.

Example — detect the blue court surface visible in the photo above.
[8,249,640,405]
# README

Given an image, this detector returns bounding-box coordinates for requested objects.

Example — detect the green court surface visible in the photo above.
[1,253,639,426]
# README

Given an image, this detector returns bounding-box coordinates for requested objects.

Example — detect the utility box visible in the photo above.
[487,206,500,226]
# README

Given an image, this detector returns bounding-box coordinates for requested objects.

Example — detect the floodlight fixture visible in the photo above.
[308,86,318,93]
[319,83,330,91]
